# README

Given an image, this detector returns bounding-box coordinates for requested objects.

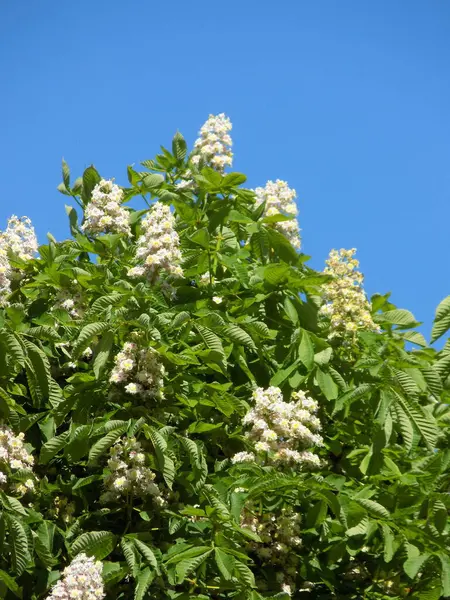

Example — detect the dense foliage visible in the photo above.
[0,115,449,600]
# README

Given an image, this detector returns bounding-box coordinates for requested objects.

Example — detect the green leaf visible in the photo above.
[0,569,20,596]
[134,539,159,573]
[146,427,175,489]
[234,560,255,588]
[222,325,257,351]
[6,515,29,576]
[394,391,438,450]
[404,553,430,579]
[23,340,51,399]
[189,228,210,249]
[431,295,450,343]
[121,539,138,576]
[215,548,235,581]
[71,531,116,560]
[72,322,109,359]
[62,159,70,188]
[381,524,395,563]
[377,308,419,329]
[35,521,56,569]
[402,331,427,347]
[316,368,338,400]
[142,173,164,189]
[81,166,101,205]
[356,498,390,519]
[93,330,114,379]
[40,430,70,464]
[175,550,212,584]
[284,297,298,324]
[134,567,155,600]
[0,330,25,366]
[439,553,450,596]
[266,227,298,263]
[222,173,247,187]
[270,361,300,387]
[299,330,314,370]
[250,230,269,262]
[88,426,127,465]
[172,132,187,161]
[392,402,414,452]
[195,324,226,364]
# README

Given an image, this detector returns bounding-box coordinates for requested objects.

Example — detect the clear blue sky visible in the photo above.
[1,1,449,340]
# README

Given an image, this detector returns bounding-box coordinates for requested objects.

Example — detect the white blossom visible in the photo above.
[0,215,38,305]
[254,180,301,249]
[212,296,223,304]
[1,215,38,260]
[46,553,104,600]
[110,342,165,400]
[320,248,380,342]
[53,288,87,319]
[234,387,322,468]
[0,244,11,306]
[231,451,255,464]
[101,437,162,504]
[128,202,183,282]
[82,179,131,236]
[192,113,233,172]
[0,427,36,494]
[241,504,302,592]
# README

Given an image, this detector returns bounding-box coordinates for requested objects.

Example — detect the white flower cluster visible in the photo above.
[0,215,38,305]
[0,244,11,306]
[232,387,322,468]
[192,113,233,171]
[110,342,165,399]
[82,179,131,236]
[54,288,87,319]
[1,215,38,260]
[241,505,301,594]
[254,180,301,249]
[127,203,183,282]
[175,169,195,191]
[47,553,104,600]
[101,437,161,504]
[0,427,36,494]
[320,248,380,341]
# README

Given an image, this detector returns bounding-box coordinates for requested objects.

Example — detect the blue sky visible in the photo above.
[1,1,449,340]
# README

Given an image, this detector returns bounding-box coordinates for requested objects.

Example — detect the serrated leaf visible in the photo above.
[234,560,255,587]
[316,368,338,400]
[223,325,257,351]
[381,524,394,562]
[6,515,29,576]
[377,308,419,328]
[146,427,175,489]
[0,569,20,596]
[134,540,159,572]
[299,330,314,370]
[93,330,114,379]
[40,430,70,464]
[175,550,212,584]
[215,548,235,581]
[431,296,450,343]
[439,553,450,596]
[72,531,116,560]
[404,553,430,579]
[0,330,25,366]
[134,567,155,600]
[72,322,109,359]
[88,427,127,465]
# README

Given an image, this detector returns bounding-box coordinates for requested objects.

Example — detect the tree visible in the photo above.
[0,113,448,600]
